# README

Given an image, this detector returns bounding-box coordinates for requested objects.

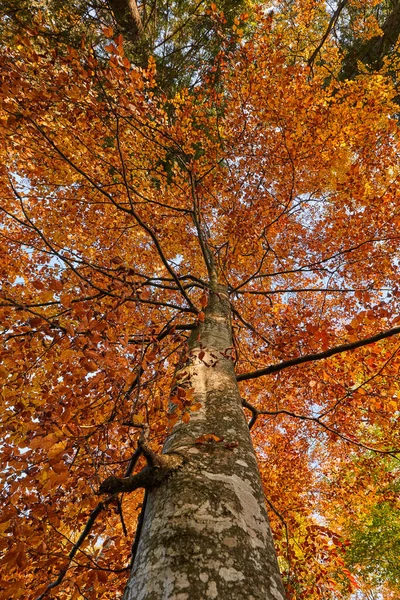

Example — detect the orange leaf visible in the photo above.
[103,26,114,38]
[194,433,224,444]
[48,440,68,459]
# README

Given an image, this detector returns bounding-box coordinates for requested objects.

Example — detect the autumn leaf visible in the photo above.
[194,434,224,444]
[48,441,68,459]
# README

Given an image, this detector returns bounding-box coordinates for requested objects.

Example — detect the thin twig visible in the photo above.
[264,495,291,583]
[35,496,118,600]
[242,399,399,456]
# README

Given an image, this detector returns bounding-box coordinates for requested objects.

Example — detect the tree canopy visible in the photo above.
[1,1,400,599]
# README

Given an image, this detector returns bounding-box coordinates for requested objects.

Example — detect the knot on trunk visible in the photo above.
[97,448,184,496]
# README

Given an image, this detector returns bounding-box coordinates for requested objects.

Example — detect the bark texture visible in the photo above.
[123,284,285,600]
[108,0,143,44]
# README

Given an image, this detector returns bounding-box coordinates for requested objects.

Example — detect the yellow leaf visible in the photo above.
[133,414,145,424]
[48,440,68,459]
[0,521,11,536]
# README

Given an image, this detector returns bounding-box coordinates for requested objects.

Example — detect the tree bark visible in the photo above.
[123,283,286,600]
[108,0,143,44]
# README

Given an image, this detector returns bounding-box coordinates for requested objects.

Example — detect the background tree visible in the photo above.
[1,1,400,599]
[330,456,400,591]
[0,0,247,90]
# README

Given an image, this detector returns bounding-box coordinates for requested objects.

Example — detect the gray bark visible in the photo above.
[123,284,286,600]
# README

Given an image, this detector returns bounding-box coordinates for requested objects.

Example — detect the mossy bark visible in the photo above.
[123,284,285,600]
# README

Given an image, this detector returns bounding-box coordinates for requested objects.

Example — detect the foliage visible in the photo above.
[346,494,400,588]
[330,457,400,590]
[0,0,249,91]
[1,1,400,599]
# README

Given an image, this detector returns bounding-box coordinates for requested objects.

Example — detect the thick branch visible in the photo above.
[98,449,184,495]
[237,326,400,382]
[98,468,154,494]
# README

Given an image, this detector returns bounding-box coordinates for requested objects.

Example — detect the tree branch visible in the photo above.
[35,496,119,600]
[308,0,348,70]
[28,120,198,314]
[237,326,400,382]
[241,397,258,430]
[98,436,184,495]
[35,431,184,600]
[242,399,399,456]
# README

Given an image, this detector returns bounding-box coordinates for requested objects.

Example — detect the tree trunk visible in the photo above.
[108,0,144,44]
[123,284,286,600]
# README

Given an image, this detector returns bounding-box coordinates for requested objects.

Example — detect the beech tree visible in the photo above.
[1,1,400,599]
